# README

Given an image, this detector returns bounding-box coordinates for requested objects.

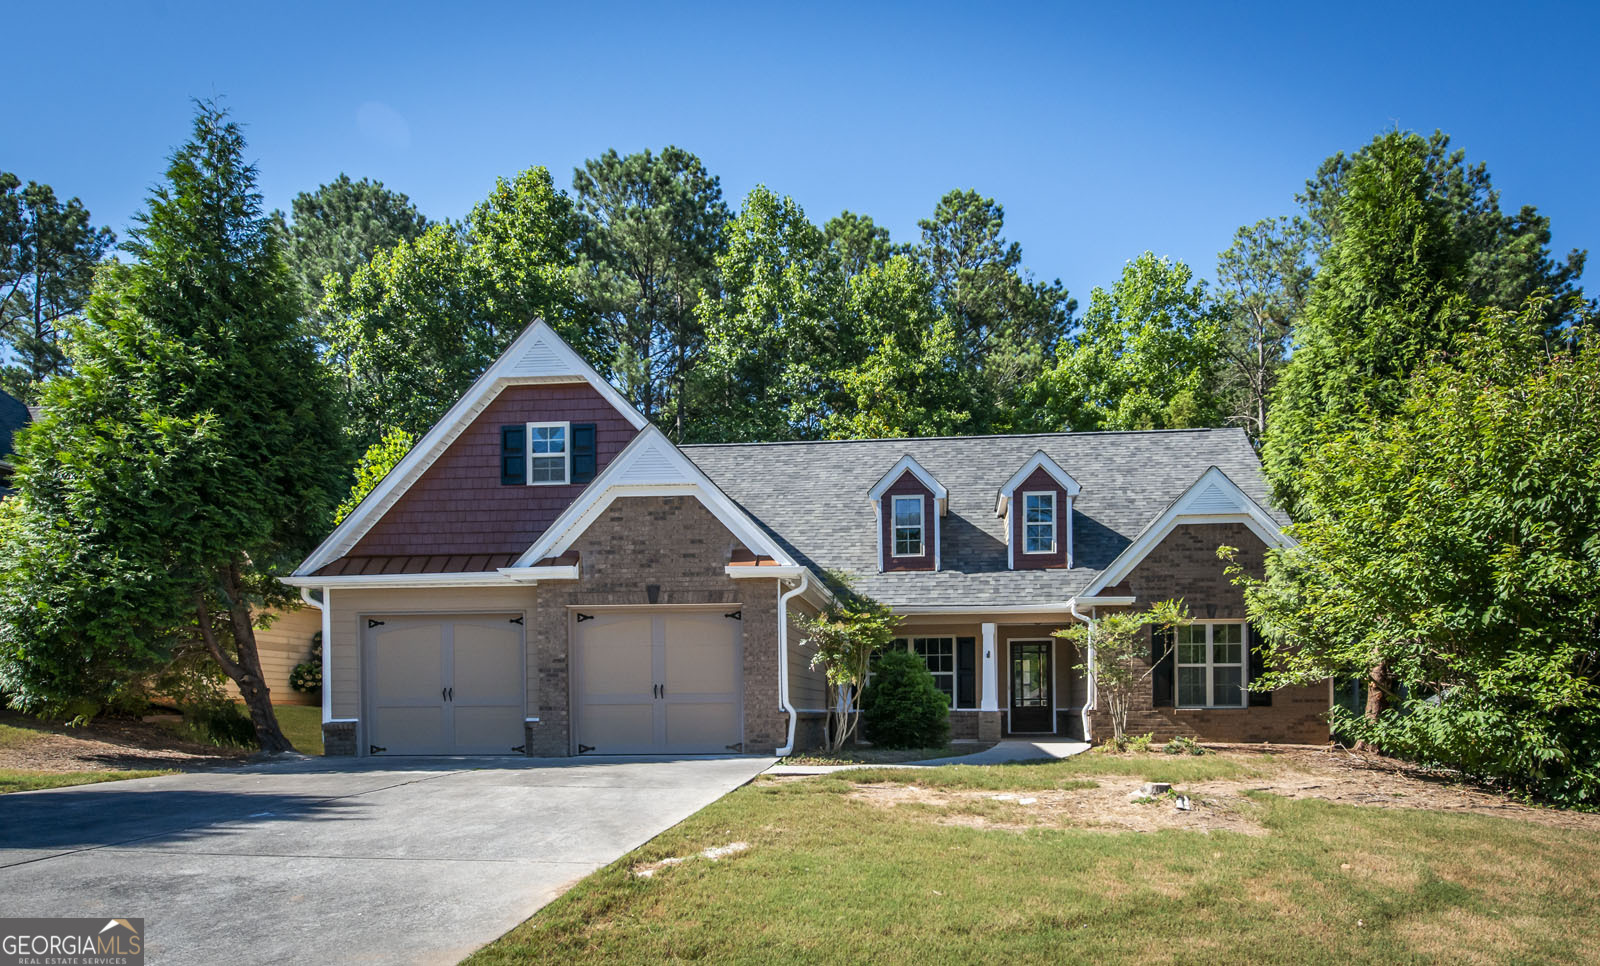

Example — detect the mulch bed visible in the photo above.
[0,712,252,773]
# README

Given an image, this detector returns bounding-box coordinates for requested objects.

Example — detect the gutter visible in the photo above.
[1068,597,1097,744]
[775,571,810,757]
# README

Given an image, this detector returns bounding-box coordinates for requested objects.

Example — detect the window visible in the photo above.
[1023,491,1055,553]
[527,422,569,485]
[892,495,924,556]
[889,636,958,708]
[1175,622,1247,708]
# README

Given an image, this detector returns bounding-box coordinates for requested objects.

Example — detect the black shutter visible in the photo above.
[1247,623,1272,706]
[500,425,525,485]
[955,636,976,709]
[1151,624,1175,707]
[571,423,597,484]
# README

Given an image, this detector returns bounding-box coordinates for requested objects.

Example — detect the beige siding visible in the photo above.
[324,586,538,720]
[229,606,322,706]
[785,594,828,711]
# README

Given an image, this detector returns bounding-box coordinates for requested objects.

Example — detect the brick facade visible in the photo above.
[523,495,788,756]
[1091,523,1330,744]
[352,383,639,558]
[321,720,357,756]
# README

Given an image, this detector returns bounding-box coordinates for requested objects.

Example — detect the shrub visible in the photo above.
[1163,736,1206,756]
[1128,732,1155,753]
[177,698,257,748]
[290,649,322,695]
[861,650,950,749]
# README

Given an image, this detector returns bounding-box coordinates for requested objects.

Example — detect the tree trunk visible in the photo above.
[196,566,293,754]
[1355,661,1394,754]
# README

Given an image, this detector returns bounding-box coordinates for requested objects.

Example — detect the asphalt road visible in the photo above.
[0,754,772,964]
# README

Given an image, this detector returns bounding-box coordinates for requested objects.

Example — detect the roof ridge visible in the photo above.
[680,426,1244,449]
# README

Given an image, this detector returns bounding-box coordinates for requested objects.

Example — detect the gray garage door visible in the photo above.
[365,615,525,755]
[574,610,743,755]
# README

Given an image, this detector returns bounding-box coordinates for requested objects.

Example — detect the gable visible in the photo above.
[346,382,639,560]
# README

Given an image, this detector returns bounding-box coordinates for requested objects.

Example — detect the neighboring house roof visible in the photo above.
[683,428,1289,609]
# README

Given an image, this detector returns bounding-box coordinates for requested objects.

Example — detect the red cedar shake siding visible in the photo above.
[1010,465,1070,569]
[881,471,936,571]
[346,383,639,560]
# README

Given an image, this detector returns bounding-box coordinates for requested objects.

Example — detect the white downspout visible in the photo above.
[1069,598,1096,743]
[300,586,332,726]
[775,572,810,756]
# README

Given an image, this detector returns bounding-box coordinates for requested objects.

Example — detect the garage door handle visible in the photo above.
[448,687,454,701]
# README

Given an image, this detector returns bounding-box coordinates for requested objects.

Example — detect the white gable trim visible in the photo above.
[867,454,948,503]
[509,427,793,568]
[294,321,647,577]
[996,450,1081,516]
[1080,466,1292,597]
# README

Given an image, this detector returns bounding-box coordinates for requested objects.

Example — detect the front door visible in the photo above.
[1009,641,1053,733]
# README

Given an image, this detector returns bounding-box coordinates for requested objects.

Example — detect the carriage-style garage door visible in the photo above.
[573,610,743,755]
[364,615,525,755]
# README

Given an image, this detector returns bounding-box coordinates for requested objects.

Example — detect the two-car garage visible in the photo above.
[361,608,744,756]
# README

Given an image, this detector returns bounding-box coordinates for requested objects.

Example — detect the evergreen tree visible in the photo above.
[0,102,343,751]
[0,174,115,400]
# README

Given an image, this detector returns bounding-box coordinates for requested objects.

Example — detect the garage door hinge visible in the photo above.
[725,742,743,753]
[509,616,524,625]
[575,613,594,623]
[367,619,385,628]
[577,743,594,754]
[512,744,525,753]
[724,610,742,620]
[369,744,386,754]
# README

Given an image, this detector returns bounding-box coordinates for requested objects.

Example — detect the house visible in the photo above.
[281,322,1331,756]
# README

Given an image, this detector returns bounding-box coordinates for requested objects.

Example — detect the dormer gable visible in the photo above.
[867,455,947,573]
[997,451,1081,570]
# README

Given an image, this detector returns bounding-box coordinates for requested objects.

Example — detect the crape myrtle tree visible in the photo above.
[0,102,343,751]
[795,577,897,751]
[0,173,116,400]
[1229,301,1600,804]
[1055,599,1189,747]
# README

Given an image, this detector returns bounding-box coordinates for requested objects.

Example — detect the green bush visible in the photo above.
[176,698,257,748]
[861,650,950,749]
[1163,735,1206,756]
[1128,732,1155,753]
[290,649,321,695]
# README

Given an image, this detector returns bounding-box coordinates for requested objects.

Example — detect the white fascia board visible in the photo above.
[279,572,522,589]
[294,320,647,576]
[509,426,793,568]
[1079,466,1292,597]
[867,454,948,503]
[496,565,581,582]
[996,450,1082,516]
[1067,595,1137,607]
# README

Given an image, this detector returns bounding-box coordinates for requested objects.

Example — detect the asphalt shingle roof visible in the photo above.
[683,428,1284,608]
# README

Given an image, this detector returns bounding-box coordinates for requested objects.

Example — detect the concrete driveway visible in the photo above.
[0,754,772,964]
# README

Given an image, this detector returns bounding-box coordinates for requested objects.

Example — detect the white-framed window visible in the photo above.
[1175,622,1246,708]
[1023,491,1055,554]
[527,421,570,485]
[887,636,956,708]
[891,495,924,556]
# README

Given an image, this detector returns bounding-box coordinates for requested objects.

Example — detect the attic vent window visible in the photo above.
[892,495,924,557]
[528,422,570,485]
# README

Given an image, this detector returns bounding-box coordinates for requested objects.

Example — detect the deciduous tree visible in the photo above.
[1214,218,1310,440]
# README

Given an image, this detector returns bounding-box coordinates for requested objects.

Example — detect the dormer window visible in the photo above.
[1023,492,1055,554]
[892,495,925,556]
[528,422,570,484]
[998,451,1080,570]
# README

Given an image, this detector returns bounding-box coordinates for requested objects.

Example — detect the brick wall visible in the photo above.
[352,382,639,558]
[1091,523,1331,745]
[524,495,788,755]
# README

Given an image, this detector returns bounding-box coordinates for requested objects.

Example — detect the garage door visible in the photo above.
[365,615,525,755]
[574,610,742,755]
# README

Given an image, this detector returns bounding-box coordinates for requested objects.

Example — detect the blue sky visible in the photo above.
[9,1,1596,298]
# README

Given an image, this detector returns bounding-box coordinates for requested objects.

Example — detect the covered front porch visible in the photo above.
[891,613,1093,742]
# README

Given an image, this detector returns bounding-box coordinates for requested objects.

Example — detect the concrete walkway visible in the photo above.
[0,754,772,965]
[767,738,1090,775]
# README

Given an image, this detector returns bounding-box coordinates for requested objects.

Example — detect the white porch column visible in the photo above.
[979,622,998,711]
[320,587,333,724]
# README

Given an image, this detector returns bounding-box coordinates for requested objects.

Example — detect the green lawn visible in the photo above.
[468,756,1599,965]
[785,742,997,766]
[0,721,42,749]
[274,704,324,755]
[0,768,171,793]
